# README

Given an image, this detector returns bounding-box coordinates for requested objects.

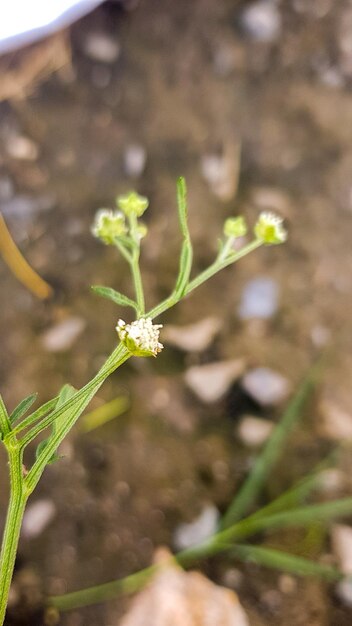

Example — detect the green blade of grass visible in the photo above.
[80,395,129,433]
[9,393,38,424]
[230,544,342,581]
[220,362,322,529]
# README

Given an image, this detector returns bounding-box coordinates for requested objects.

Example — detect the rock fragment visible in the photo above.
[41,317,86,352]
[185,359,246,403]
[163,317,221,352]
[22,500,56,539]
[241,367,291,406]
[173,505,220,550]
[237,415,274,447]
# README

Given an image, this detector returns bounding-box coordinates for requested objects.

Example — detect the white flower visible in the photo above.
[116,318,163,357]
[92,209,126,245]
[254,211,287,245]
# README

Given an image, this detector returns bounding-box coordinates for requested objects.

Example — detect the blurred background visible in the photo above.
[1,0,352,624]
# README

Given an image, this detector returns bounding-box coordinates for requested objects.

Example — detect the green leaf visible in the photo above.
[220,362,321,529]
[230,544,342,581]
[0,395,10,440]
[12,396,59,435]
[36,385,77,465]
[91,286,138,312]
[9,393,38,424]
[176,177,188,237]
[174,177,193,297]
[80,395,129,433]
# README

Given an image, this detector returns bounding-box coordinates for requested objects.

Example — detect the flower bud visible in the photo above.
[116,318,163,357]
[254,211,287,245]
[224,216,247,238]
[92,210,127,245]
[117,191,149,217]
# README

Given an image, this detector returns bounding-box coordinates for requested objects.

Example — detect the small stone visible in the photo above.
[317,469,345,495]
[0,175,14,200]
[240,1,282,43]
[163,317,221,352]
[123,144,147,178]
[6,136,39,161]
[331,525,352,606]
[173,504,220,550]
[185,359,246,403]
[331,524,352,575]
[278,574,297,594]
[41,317,86,352]
[237,415,274,447]
[22,500,56,539]
[83,33,120,63]
[241,367,291,406]
[318,400,352,440]
[200,146,240,201]
[238,277,279,320]
[0,194,56,218]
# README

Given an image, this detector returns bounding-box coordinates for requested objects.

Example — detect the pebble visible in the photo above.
[237,415,274,447]
[123,144,147,178]
[22,499,56,539]
[318,400,352,440]
[278,574,297,594]
[250,186,291,217]
[0,175,14,200]
[82,33,120,64]
[41,317,86,352]
[163,317,221,352]
[173,504,220,550]
[240,1,282,43]
[5,135,39,161]
[0,194,56,218]
[331,524,352,606]
[185,359,246,403]
[241,367,291,406]
[238,277,279,320]
[200,146,240,201]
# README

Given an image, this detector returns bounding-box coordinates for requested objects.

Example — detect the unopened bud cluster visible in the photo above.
[117,318,163,357]
[223,211,286,247]
[92,191,149,246]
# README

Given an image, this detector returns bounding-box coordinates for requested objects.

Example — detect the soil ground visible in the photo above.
[1,1,352,624]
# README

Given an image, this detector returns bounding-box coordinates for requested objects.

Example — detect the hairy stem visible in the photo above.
[0,441,27,625]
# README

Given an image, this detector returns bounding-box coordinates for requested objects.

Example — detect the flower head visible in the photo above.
[92,209,127,245]
[254,212,287,245]
[117,318,163,357]
[117,191,149,217]
[224,216,247,238]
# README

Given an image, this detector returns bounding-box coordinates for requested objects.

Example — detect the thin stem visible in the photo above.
[0,440,27,625]
[128,215,145,315]
[148,239,263,319]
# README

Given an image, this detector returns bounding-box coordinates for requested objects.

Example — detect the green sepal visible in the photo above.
[91,286,138,312]
[9,393,38,424]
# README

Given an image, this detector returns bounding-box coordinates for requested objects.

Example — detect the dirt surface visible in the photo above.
[1,1,352,624]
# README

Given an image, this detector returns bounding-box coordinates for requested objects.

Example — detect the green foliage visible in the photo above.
[9,393,38,424]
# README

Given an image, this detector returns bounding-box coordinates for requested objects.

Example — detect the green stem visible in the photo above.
[128,215,145,316]
[148,239,263,319]
[0,440,27,625]
[24,345,130,494]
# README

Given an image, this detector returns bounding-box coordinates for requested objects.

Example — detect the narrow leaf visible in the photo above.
[36,384,77,464]
[176,177,188,237]
[80,395,129,433]
[0,394,10,439]
[231,544,342,581]
[91,286,138,312]
[220,362,321,528]
[9,393,38,424]
[12,396,59,435]
[174,177,193,297]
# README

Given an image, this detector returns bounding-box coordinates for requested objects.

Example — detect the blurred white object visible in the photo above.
[0,0,103,54]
